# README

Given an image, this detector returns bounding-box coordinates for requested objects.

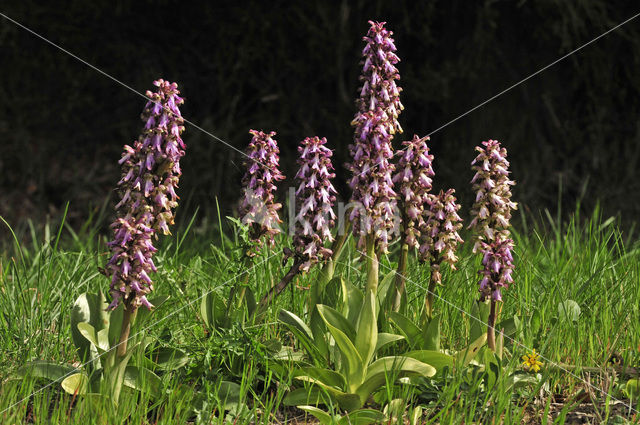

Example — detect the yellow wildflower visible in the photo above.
[522,349,543,373]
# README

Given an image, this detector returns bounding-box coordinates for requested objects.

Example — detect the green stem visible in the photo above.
[487,299,496,351]
[391,242,408,312]
[116,306,135,358]
[425,263,439,321]
[365,235,378,295]
[311,221,351,307]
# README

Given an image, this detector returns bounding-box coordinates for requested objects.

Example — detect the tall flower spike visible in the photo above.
[357,20,404,135]
[104,79,186,310]
[478,238,515,302]
[348,110,398,252]
[239,130,285,256]
[292,137,337,272]
[392,135,434,249]
[419,189,464,282]
[469,139,517,252]
[347,21,403,253]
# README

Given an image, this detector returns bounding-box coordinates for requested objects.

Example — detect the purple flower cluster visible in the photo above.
[239,130,285,256]
[478,238,515,302]
[469,139,517,302]
[356,20,403,135]
[348,111,398,252]
[104,79,186,310]
[419,189,464,284]
[292,137,337,272]
[347,21,403,253]
[392,135,434,248]
[469,139,517,252]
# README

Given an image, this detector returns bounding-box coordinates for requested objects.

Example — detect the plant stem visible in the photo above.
[487,299,496,351]
[425,263,439,320]
[391,242,408,312]
[116,306,136,358]
[311,221,351,306]
[365,234,378,295]
[258,260,302,311]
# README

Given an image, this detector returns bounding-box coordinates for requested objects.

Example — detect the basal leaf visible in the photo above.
[61,372,88,395]
[456,333,487,367]
[375,333,404,352]
[317,305,356,343]
[354,291,378,366]
[298,405,334,425]
[404,350,454,373]
[389,311,423,348]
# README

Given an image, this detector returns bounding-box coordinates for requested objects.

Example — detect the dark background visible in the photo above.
[1,1,639,242]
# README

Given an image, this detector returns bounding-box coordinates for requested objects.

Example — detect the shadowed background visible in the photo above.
[1,1,639,241]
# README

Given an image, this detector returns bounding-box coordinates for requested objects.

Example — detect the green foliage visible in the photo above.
[281,286,437,411]
[14,293,188,407]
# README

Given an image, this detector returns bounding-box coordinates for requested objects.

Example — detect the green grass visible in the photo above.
[0,206,639,424]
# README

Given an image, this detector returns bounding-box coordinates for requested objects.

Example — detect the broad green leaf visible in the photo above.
[375,333,404,352]
[340,279,364,326]
[334,392,363,412]
[389,311,423,348]
[321,276,343,307]
[404,350,454,373]
[482,349,500,390]
[283,387,326,406]
[123,366,161,397]
[496,316,521,340]
[107,304,124,347]
[279,309,313,341]
[148,347,189,370]
[422,315,440,351]
[354,291,378,366]
[71,293,108,362]
[294,367,345,388]
[16,361,77,382]
[339,408,385,425]
[280,309,323,361]
[496,329,504,360]
[96,328,110,352]
[357,356,435,402]
[317,306,364,388]
[200,291,226,330]
[470,300,491,342]
[377,270,396,307]
[298,405,334,425]
[365,356,436,379]
[505,371,539,391]
[456,333,487,367]
[309,307,329,361]
[61,372,88,395]
[558,300,581,322]
[317,305,356,342]
[77,322,103,353]
[296,375,348,400]
[217,381,242,410]
[107,347,135,405]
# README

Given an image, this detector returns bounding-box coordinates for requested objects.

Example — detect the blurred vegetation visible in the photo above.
[1,0,639,240]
